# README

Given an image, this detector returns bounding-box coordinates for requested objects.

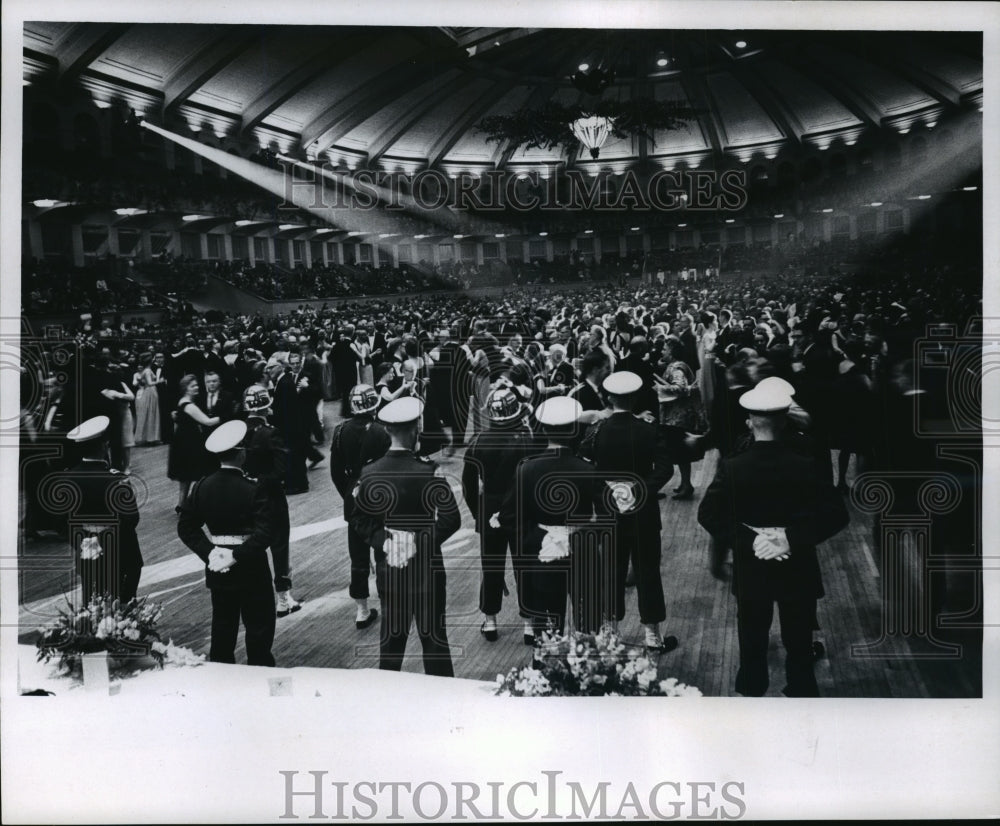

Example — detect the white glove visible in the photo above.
[208,547,235,572]
[746,526,790,561]
[488,512,501,529]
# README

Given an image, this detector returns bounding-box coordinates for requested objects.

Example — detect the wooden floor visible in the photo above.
[17,402,982,697]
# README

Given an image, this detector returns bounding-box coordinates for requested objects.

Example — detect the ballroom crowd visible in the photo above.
[19,255,980,692]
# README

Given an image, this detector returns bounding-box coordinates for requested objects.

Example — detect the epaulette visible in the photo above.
[243,473,259,483]
[109,468,122,475]
[416,455,434,465]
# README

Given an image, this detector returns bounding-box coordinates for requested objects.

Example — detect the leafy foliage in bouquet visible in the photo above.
[495,626,701,697]
[36,593,166,673]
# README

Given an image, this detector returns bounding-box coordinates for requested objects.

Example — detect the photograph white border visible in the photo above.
[1,1,997,821]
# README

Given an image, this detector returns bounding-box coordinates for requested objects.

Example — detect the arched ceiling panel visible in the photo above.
[754,61,861,135]
[443,85,535,163]
[335,71,462,153]
[385,76,498,159]
[705,72,785,148]
[93,24,220,86]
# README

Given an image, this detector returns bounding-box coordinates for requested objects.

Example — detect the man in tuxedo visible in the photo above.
[287,351,325,467]
[427,327,460,451]
[203,371,237,426]
[538,343,576,399]
[697,382,849,697]
[266,357,309,494]
[296,343,325,445]
[568,349,610,413]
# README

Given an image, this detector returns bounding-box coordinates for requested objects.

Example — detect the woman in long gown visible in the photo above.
[133,352,161,445]
[167,374,220,511]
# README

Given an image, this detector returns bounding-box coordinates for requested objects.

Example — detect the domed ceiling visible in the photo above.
[23,24,983,173]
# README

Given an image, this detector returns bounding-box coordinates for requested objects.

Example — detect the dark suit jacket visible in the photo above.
[203,389,237,422]
[569,380,606,412]
[697,440,849,601]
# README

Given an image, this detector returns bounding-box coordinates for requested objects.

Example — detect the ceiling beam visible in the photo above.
[427,80,531,168]
[677,71,726,158]
[162,28,261,112]
[57,23,132,82]
[733,64,806,145]
[305,56,461,154]
[367,75,479,165]
[241,32,376,136]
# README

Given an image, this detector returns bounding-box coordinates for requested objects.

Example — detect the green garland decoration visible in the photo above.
[477,98,702,154]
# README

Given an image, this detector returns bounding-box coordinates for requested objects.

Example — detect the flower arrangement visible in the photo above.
[36,593,166,674]
[495,626,702,697]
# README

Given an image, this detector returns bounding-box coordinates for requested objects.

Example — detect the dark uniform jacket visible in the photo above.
[351,449,461,553]
[499,447,608,556]
[697,440,849,601]
[590,412,674,530]
[178,467,273,591]
[243,416,288,487]
[462,425,545,531]
[330,416,391,518]
[61,458,143,573]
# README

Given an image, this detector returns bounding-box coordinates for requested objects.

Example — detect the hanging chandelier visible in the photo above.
[571,115,614,159]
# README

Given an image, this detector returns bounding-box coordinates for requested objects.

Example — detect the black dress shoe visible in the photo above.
[356,608,378,630]
[308,456,325,470]
[523,633,535,646]
[480,622,499,642]
[285,486,309,495]
[650,635,679,653]
[672,485,694,501]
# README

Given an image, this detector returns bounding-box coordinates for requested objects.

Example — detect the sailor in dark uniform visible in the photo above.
[462,386,545,642]
[242,384,301,618]
[591,371,678,651]
[697,382,849,696]
[178,420,276,666]
[330,384,391,630]
[350,397,460,676]
[499,397,610,644]
[57,415,143,603]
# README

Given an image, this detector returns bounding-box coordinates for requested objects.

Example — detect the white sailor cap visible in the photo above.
[603,371,643,396]
[535,396,582,427]
[205,420,248,453]
[67,416,109,442]
[739,383,792,414]
[756,376,796,399]
[378,397,423,425]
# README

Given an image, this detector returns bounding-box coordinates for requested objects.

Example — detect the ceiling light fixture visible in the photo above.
[578,63,590,72]
[32,199,58,208]
[870,202,883,207]
[539,232,548,237]
[656,57,669,67]
[735,40,748,49]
